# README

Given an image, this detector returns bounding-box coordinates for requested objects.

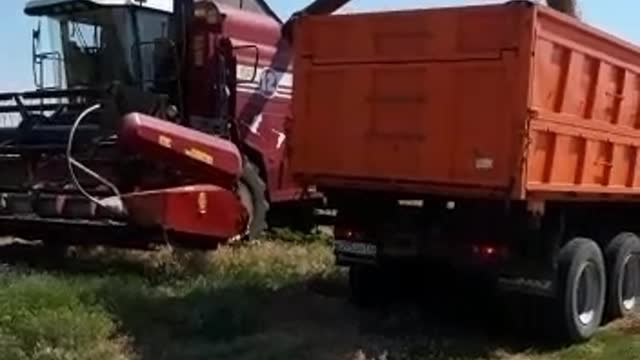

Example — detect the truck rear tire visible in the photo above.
[556,238,606,342]
[238,161,269,240]
[605,232,640,320]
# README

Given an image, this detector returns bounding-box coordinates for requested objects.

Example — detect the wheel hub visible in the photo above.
[621,254,640,312]
[575,261,602,326]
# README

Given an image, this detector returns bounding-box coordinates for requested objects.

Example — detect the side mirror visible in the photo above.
[32,20,42,88]
[234,45,259,84]
[31,20,42,47]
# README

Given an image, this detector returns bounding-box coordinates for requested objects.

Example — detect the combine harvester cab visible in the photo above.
[0,0,306,249]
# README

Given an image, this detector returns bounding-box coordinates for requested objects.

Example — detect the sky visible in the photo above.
[1,0,639,92]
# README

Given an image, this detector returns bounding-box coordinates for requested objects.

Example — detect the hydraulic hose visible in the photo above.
[66,103,126,215]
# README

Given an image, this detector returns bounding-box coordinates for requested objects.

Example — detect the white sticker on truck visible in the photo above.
[475,157,494,171]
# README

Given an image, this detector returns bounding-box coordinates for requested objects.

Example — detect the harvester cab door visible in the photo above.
[187,2,236,138]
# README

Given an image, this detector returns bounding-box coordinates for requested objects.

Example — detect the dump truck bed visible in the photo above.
[290,2,640,201]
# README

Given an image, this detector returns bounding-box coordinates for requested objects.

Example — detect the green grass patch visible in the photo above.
[0,272,134,360]
[500,319,640,360]
[0,239,337,360]
[0,238,638,360]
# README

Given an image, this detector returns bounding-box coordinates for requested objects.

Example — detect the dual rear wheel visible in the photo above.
[604,233,640,321]
[557,238,606,341]
[347,233,640,343]
[530,234,640,342]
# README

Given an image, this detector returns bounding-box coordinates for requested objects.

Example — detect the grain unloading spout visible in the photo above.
[547,0,579,18]
[282,0,581,42]
[282,0,352,41]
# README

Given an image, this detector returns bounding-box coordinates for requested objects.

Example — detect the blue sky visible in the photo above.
[1,0,639,91]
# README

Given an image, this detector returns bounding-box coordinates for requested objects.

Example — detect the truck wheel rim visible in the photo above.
[575,262,601,326]
[621,254,640,311]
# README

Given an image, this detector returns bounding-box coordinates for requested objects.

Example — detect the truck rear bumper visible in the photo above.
[334,239,378,265]
[334,238,557,298]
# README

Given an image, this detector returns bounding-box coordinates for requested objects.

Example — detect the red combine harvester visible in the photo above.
[0,0,320,249]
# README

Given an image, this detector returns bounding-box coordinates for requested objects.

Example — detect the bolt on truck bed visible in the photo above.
[289,1,640,343]
[290,1,640,202]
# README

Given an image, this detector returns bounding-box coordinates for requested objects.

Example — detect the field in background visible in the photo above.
[0,231,638,360]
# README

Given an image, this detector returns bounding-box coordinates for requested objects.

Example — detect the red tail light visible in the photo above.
[472,244,509,259]
[334,225,365,242]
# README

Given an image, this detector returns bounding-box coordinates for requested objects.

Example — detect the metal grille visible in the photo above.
[0,97,67,128]
[0,99,20,128]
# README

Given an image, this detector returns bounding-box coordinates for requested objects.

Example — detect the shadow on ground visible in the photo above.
[0,241,579,360]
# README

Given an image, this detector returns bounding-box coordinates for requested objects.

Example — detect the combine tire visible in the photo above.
[556,238,606,342]
[605,233,640,320]
[237,161,269,240]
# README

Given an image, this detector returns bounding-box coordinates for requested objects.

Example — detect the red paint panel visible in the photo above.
[216,3,314,203]
[122,185,248,241]
[119,113,242,188]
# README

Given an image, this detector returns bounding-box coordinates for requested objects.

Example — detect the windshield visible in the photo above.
[39,7,170,90]
[46,8,135,88]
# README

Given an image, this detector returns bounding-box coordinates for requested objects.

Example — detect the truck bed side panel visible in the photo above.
[291,4,533,197]
[526,8,640,199]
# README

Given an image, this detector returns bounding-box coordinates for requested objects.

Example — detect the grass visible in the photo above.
[0,273,134,360]
[494,317,640,360]
[0,232,638,360]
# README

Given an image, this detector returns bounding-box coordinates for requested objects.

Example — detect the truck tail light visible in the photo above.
[472,244,509,259]
[334,225,365,242]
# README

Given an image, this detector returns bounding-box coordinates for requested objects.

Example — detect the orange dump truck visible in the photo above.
[289,1,640,342]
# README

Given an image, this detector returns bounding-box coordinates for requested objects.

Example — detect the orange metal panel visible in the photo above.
[526,6,640,200]
[291,3,533,197]
[290,2,640,202]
